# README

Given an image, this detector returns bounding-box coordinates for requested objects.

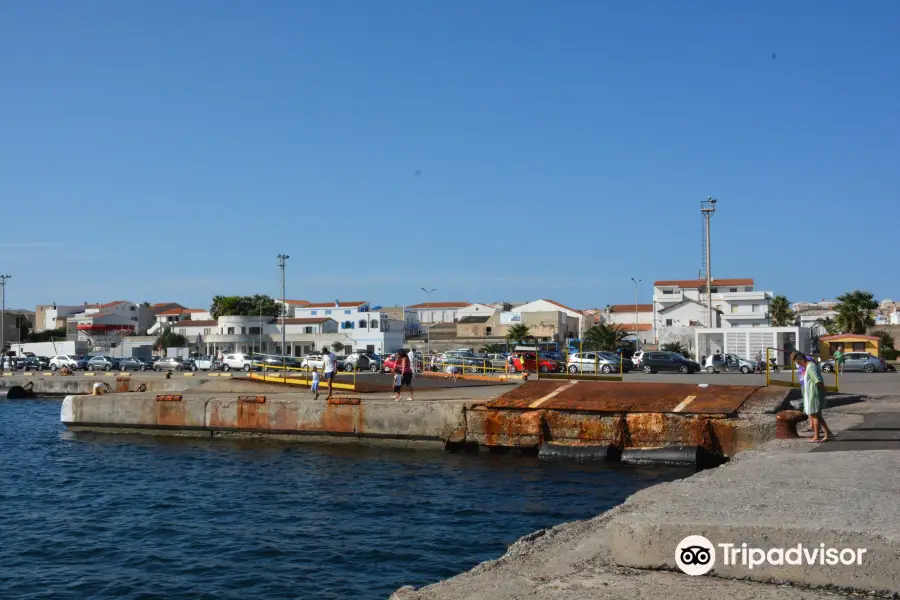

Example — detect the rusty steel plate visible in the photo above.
[486,381,762,415]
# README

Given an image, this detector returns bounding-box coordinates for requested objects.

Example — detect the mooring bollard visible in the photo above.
[775,410,807,439]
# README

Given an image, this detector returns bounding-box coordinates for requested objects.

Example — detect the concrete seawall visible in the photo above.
[1,374,218,396]
[61,383,791,454]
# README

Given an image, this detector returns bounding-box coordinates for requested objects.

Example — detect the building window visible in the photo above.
[203,328,211,335]
[359,319,367,328]
[304,327,313,334]
[752,304,760,313]
[852,342,866,352]
[731,305,738,313]
[325,310,332,315]
[745,287,752,291]
[311,310,318,316]
[665,319,673,326]
[662,289,674,294]
[370,320,378,329]
[711,287,718,293]
[730,288,737,292]
[227,327,235,335]
[249,327,261,334]
[344,310,351,315]
[689,320,700,326]
[486,326,492,336]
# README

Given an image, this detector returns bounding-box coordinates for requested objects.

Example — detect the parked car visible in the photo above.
[343,351,382,372]
[254,355,301,371]
[87,356,119,372]
[190,355,219,371]
[20,356,51,371]
[821,352,887,373]
[510,352,562,373]
[640,351,701,374]
[704,353,757,374]
[153,357,190,372]
[485,353,509,370]
[425,352,488,373]
[567,352,630,374]
[221,353,258,372]
[49,355,87,371]
[116,357,153,372]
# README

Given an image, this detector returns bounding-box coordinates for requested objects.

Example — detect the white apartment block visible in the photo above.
[408,301,469,325]
[653,278,774,346]
[290,301,402,353]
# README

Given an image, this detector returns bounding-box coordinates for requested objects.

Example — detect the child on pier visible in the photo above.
[393,371,403,401]
[311,366,321,400]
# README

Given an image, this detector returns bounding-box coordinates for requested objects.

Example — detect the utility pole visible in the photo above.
[630,277,642,349]
[701,198,717,328]
[421,287,436,356]
[0,274,10,357]
[277,254,289,372]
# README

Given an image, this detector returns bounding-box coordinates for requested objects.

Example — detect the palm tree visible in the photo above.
[816,316,840,335]
[480,343,507,354]
[583,324,628,352]
[506,323,531,346]
[769,295,794,327]
[661,341,692,359]
[834,290,878,334]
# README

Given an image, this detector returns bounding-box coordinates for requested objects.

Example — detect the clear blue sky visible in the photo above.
[2,0,898,311]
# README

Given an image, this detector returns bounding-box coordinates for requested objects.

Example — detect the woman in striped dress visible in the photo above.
[794,353,833,442]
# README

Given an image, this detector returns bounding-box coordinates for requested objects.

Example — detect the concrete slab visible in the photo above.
[812,412,900,452]
[607,449,900,592]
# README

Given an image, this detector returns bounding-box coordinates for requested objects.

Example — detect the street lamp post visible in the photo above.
[421,287,436,356]
[0,274,10,356]
[277,254,289,372]
[701,197,717,328]
[630,277,642,350]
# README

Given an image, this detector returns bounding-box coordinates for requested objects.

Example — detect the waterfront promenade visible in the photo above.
[391,395,900,599]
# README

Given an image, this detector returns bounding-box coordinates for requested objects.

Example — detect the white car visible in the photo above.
[221,353,254,372]
[191,356,217,371]
[49,355,87,371]
[301,353,344,370]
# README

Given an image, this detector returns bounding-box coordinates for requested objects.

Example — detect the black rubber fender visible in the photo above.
[620,446,727,469]
[538,442,613,462]
[0,385,32,400]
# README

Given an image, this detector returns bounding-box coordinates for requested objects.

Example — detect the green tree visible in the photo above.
[155,328,188,352]
[505,323,531,346]
[834,290,878,334]
[661,341,692,359]
[769,295,794,327]
[480,343,508,354]
[210,295,281,319]
[25,327,67,343]
[331,341,345,354]
[583,324,629,352]
[871,329,897,360]
[816,316,840,335]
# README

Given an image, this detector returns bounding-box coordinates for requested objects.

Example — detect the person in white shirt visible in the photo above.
[408,349,417,375]
[322,350,337,398]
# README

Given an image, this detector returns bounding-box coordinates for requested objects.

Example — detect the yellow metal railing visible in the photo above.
[765,348,838,393]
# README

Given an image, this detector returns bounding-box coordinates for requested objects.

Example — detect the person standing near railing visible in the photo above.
[397,349,414,401]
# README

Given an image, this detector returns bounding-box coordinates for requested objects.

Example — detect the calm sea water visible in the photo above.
[0,398,689,600]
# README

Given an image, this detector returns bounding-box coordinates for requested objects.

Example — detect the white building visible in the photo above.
[694,326,812,366]
[456,303,500,320]
[653,278,774,346]
[148,308,212,334]
[282,300,402,354]
[34,304,83,332]
[275,299,311,317]
[170,313,403,357]
[408,301,469,325]
[604,303,654,346]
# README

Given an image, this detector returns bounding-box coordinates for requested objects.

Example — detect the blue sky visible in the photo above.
[2,0,898,311]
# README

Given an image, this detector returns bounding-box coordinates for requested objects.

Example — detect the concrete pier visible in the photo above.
[59,381,792,455]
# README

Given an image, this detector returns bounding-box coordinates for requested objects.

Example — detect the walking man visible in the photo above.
[322,348,337,398]
[833,346,845,375]
[408,348,417,375]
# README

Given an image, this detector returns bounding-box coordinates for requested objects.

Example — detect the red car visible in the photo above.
[510,352,561,373]
[382,354,423,373]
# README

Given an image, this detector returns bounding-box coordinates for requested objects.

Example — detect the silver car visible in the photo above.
[821,352,886,373]
[567,352,625,374]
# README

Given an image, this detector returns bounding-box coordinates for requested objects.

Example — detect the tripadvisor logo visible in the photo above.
[675,535,868,576]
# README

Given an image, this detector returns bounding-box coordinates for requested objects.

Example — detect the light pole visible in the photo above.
[0,274,10,356]
[630,277,642,350]
[701,197,717,328]
[277,254,289,371]
[421,287,436,356]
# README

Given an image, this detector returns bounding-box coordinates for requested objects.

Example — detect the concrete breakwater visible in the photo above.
[59,381,793,458]
[0,374,218,396]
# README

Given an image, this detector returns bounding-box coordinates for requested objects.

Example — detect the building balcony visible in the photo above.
[653,291,684,304]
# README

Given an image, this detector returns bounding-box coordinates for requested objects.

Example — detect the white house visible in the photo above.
[407,301,469,325]
[170,313,403,357]
[604,303,654,346]
[287,301,402,354]
[456,303,500,321]
[653,278,774,346]
[34,304,83,332]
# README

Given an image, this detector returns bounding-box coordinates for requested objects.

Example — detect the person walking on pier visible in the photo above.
[795,353,833,442]
[397,349,414,401]
[322,349,337,398]
[833,347,845,375]
[311,366,321,401]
